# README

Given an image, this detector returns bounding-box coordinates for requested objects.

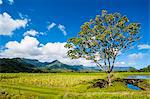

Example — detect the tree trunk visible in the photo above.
[107,72,112,86]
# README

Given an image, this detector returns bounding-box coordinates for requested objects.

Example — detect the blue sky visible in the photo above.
[0,0,149,69]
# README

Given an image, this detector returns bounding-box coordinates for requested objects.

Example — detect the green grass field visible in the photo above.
[0,72,150,99]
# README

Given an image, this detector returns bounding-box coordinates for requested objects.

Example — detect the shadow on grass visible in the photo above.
[88,79,108,88]
[88,78,149,90]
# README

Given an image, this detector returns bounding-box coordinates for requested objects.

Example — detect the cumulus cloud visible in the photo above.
[23,29,44,37]
[0,0,3,5]
[0,12,28,36]
[0,0,14,5]
[58,24,67,36]
[0,36,95,66]
[1,35,148,67]
[2,36,41,58]
[47,22,56,30]
[2,36,148,68]
[128,53,144,60]
[115,61,126,66]
[138,44,150,50]
[8,0,14,5]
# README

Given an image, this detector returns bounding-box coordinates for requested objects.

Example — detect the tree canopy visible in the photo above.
[65,10,141,77]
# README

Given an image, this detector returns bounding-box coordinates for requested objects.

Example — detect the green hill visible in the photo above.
[0,58,42,73]
[0,58,138,73]
[44,60,99,72]
[139,65,150,72]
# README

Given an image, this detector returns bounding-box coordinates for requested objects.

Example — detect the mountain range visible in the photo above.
[0,58,137,73]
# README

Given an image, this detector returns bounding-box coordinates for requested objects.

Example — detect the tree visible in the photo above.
[139,65,150,72]
[65,10,141,86]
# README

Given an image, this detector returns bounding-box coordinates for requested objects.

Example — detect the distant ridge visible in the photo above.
[0,58,137,73]
[44,60,99,72]
[22,58,50,67]
[0,58,42,73]
[112,67,136,72]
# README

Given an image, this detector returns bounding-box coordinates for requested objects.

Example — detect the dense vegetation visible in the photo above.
[0,73,150,98]
[139,65,150,72]
[0,58,140,73]
[0,58,42,73]
[0,58,99,73]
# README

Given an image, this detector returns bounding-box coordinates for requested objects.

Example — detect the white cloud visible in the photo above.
[138,44,150,50]
[8,0,14,5]
[115,61,126,66]
[0,0,3,5]
[3,36,41,57]
[23,29,44,37]
[47,23,67,36]
[128,53,144,60]
[23,30,38,37]
[0,36,94,66]
[47,22,56,30]
[1,36,148,68]
[59,58,96,67]
[58,24,67,36]
[1,35,148,68]
[18,13,29,19]
[0,12,28,36]
[0,0,14,5]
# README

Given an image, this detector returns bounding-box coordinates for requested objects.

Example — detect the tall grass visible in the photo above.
[0,72,149,98]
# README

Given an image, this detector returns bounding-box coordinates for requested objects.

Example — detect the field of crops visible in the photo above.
[0,72,150,98]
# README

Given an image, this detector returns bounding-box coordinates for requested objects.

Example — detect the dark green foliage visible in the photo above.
[23,58,49,67]
[139,65,150,72]
[0,58,42,73]
[90,79,108,88]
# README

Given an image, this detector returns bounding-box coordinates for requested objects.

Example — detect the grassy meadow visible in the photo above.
[0,72,150,99]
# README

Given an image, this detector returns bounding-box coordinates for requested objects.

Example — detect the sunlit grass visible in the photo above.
[0,73,106,88]
[0,72,150,98]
